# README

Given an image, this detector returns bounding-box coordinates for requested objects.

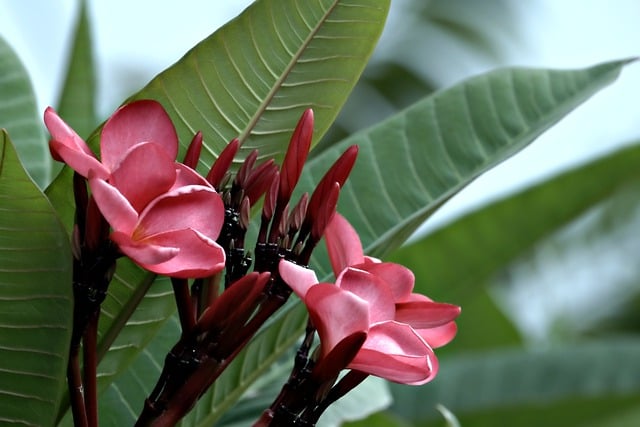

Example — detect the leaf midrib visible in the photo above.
[237,0,340,144]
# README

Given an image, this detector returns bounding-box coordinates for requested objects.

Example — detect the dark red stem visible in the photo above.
[83,310,100,427]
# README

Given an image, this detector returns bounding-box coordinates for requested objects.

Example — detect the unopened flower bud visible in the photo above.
[288,193,309,235]
[235,149,258,188]
[240,197,251,230]
[207,138,239,189]
[307,145,358,227]
[244,159,278,206]
[183,131,203,169]
[278,109,313,205]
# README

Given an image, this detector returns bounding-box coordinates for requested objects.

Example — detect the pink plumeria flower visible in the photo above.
[279,260,456,385]
[325,213,460,349]
[279,213,460,384]
[45,100,226,278]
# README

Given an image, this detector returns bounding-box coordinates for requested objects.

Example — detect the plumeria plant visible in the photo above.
[0,0,638,426]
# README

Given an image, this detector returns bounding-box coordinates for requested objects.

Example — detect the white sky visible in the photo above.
[0,0,639,225]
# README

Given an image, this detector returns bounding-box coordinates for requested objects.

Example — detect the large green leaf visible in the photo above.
[0,130,72,426]
[389,142,640,305]
[56,0,97,140]
[129,0,390,166]
[387,338,640,425]
[0,36,50,188]
[301,59,633,279]
[100,60,631,424]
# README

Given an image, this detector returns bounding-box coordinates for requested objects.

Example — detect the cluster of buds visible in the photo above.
[44,100,459,427]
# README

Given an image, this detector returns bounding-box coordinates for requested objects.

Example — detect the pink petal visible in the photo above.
[88,177,138,235]
[278,260,319,299]
[349,321,438,385]
[110,230,179,265]
[324,213,365,277]
[49,140,110,179]
[44,107,109,178]
[173,163,213,188]
[100,100,178,171]
[109,142,176,212]
[136,185,224,240]
[416,322,458,349]
[305,284,370,357]
[137,228,226,278]
[44,107,94,159]
[336,268,395,323]
[360,262,415,302]
[395,301,461,329]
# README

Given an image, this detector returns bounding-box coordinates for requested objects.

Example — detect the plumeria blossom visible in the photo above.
[325,213,459,348]
[45,100,226,278]
[278,214,460,385]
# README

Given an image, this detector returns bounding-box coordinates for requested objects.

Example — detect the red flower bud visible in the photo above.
[183,131,203,170]
[307,145,358,226]
[278,109,313,204]
[207,138,240,189]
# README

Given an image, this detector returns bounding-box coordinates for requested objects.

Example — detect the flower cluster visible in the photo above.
[45,100,460,427]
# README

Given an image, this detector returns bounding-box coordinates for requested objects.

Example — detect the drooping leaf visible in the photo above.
[388,338,640,425]
[0,130,72,426]
[0,36,50,187]
[56,0,97,140]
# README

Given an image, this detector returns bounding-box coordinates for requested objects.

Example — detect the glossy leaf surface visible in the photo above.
[0,130,72,426]
[129,0,390,167]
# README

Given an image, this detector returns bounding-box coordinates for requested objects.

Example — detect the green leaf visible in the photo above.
[56,0,97,140]
[304,59,634,262]
[344,411,411,427]
[388,338,640,425]
[0,130,72,426]
[0,36,50,188]
[213,366,391,427]
[389,142,640,307]
[316,377,392,427]
[129,0,391,167]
